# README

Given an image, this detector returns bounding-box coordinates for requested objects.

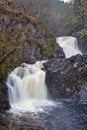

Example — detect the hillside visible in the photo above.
[0,4,58,81]
[14,0,73,36]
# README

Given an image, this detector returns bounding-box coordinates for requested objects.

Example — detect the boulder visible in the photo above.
[44,55,87,99]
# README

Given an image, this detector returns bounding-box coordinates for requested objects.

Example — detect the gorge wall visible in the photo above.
[0,5,58,111]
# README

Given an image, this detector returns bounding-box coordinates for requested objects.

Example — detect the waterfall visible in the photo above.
[56,36,83,58]
[7,61,48,107]
[7,73,26,104]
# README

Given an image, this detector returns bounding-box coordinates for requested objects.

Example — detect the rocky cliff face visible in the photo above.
[44,55,87,100]
[0,5,58,79]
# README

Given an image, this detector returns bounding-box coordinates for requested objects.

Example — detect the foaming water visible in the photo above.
[6,60,57,114]
[8,100,58,114]
[56,36,83,58]
[2,100,87,130]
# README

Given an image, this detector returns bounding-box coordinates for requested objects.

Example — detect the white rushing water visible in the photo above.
[6,60,55,113]
[56,36,83,58]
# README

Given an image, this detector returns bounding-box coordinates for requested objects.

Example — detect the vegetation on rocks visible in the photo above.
[14,0,87,50]
[0,4,57,81]
[69,0,87,49]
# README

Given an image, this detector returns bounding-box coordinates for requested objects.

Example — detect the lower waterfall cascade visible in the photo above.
[56,36,83,58]
[6,60,55,113]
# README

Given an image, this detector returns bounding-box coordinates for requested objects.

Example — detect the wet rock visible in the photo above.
[80,82,87,101]
[44,55,87,99]
[50,48,65,59]
[0,81,10,112]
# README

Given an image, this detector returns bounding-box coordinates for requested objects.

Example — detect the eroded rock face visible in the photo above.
[44,55,87,99]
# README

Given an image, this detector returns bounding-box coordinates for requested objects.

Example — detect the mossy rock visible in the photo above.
[66,87,71,92]
[77,29,87,49]
[78,67,83,72]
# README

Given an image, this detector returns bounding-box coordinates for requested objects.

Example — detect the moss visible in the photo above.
[66,87,71,92]
[41,37,57,57]
[78,79,83,84]
[0,65,6,79]
[0,43,6,47]
[7,0,14,6]
[45,38,56,47]
[0,16,3,23]
[78,67,82,72]
[42,45,53,56]
[77,29,87,49]
[14,31,22,41]
[29,36,38,44]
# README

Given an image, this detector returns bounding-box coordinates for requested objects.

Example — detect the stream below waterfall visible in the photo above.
[0,100,87,130]
[0,45,86,130]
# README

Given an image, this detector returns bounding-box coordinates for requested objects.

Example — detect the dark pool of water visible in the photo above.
[0,100,87,130]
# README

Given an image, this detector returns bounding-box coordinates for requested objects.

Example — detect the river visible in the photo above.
[0,100,87,130]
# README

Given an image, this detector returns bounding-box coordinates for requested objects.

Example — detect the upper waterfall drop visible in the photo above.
[7,60,48,106]
[56,36,83,58]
